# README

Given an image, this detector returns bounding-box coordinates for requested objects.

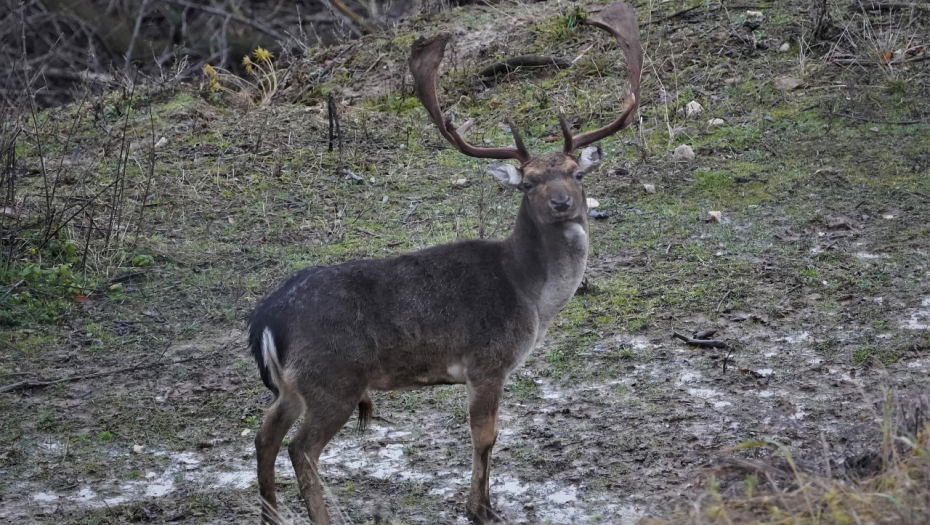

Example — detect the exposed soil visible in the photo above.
[1,1,929,524]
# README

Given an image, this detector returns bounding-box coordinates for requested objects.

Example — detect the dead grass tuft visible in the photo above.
[643,392,930,525]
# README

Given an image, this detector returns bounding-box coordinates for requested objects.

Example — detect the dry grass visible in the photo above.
[644,392,930,525]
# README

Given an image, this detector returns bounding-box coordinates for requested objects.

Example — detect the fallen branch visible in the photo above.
[673,332,729,349]
[478,55,570,78]
[0,354,216,394]
[834,111,925,125]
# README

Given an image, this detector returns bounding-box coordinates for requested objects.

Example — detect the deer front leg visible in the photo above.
[466,379,504,523]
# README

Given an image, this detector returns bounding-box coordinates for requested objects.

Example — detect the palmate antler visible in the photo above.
[409,34,533,164]
[409,1,644,163]
[561,2,643,154]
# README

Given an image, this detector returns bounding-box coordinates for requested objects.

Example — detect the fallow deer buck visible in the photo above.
[249,3,642,523]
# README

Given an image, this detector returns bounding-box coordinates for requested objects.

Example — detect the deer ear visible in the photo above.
[577,145,603,173]
[487,163,522,189]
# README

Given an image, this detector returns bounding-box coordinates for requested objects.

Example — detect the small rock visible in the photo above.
[132,445,145,454]
[774,76,803,91]
[673,144,695,162]
[381,195,389,203]
[452,178,468,187]
[343,169,365,184]
[882,214,894,220]
[746,10,764,20]
[708,118,725,128]
[643,183,656,194]
[685,101,703,117]
[870,127,879,133]
[154,137,168,149]
[241,429,251,437]
[586,197,600,209]
[708,211,723,223]
[779,42,791,53]
[588,210,609,220]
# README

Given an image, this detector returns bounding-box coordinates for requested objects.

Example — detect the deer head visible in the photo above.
[408,2,643,226]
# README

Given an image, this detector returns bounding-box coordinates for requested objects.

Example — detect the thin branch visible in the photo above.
[161,0,287,41]
[673,332,729,349]
[478,55,570,78]
[0,353,217,394]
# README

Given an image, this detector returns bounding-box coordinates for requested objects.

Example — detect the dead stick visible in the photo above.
[673,332,728,349]
[162,0,287,41]
[478,55,571,78]
[0,354,215,394]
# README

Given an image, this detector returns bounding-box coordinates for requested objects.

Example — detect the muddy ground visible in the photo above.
[1,1,929,524]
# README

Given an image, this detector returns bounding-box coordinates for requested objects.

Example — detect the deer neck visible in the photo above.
[505,197,589,327]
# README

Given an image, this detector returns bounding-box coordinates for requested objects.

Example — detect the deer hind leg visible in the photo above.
[256,392,302,525]
[288,386,364,525]
[465,378,504,524]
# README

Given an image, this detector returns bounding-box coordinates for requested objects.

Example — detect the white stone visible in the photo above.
[673,145,695,161]
[685,101,703,117]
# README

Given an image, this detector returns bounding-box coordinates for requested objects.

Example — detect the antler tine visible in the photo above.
[564,2,644,153]
[409,35,532,164]
[505,117,528,155]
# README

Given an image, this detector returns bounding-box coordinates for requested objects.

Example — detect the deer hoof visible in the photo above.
[466,503,503,524]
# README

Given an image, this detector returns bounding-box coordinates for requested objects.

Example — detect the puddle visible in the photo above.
[784,332,811,344]
[902,298,930,330]
[18,426,643,525]
[688,388,722,399]
[547,486,577,504]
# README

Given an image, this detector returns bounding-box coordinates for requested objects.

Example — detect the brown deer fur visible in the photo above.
[249,3,642,524]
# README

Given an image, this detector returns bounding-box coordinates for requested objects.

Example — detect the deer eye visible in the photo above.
[522,182,534,191]
[575,171,584,181]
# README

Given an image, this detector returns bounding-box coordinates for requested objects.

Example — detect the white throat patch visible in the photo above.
[564,222,587,242]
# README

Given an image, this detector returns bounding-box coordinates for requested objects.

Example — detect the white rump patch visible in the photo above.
[487,163,522,189]
[447,363,467,382]
[577,146,603,173]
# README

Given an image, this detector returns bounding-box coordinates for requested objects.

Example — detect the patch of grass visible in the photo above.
[852,346,901,366]
[507,376,539,399]
[533,6,587,46]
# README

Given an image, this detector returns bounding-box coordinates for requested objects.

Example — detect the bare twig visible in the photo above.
[135,103,158,239]
[834,111,925,125]
[673,332,729,349]
[478,55,571,78]
[161,0,287,41]
[0,353,216,394]
[0,280,24,302]
[328,92,343,158]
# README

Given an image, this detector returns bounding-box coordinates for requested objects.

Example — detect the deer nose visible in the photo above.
[550,196,572,212]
